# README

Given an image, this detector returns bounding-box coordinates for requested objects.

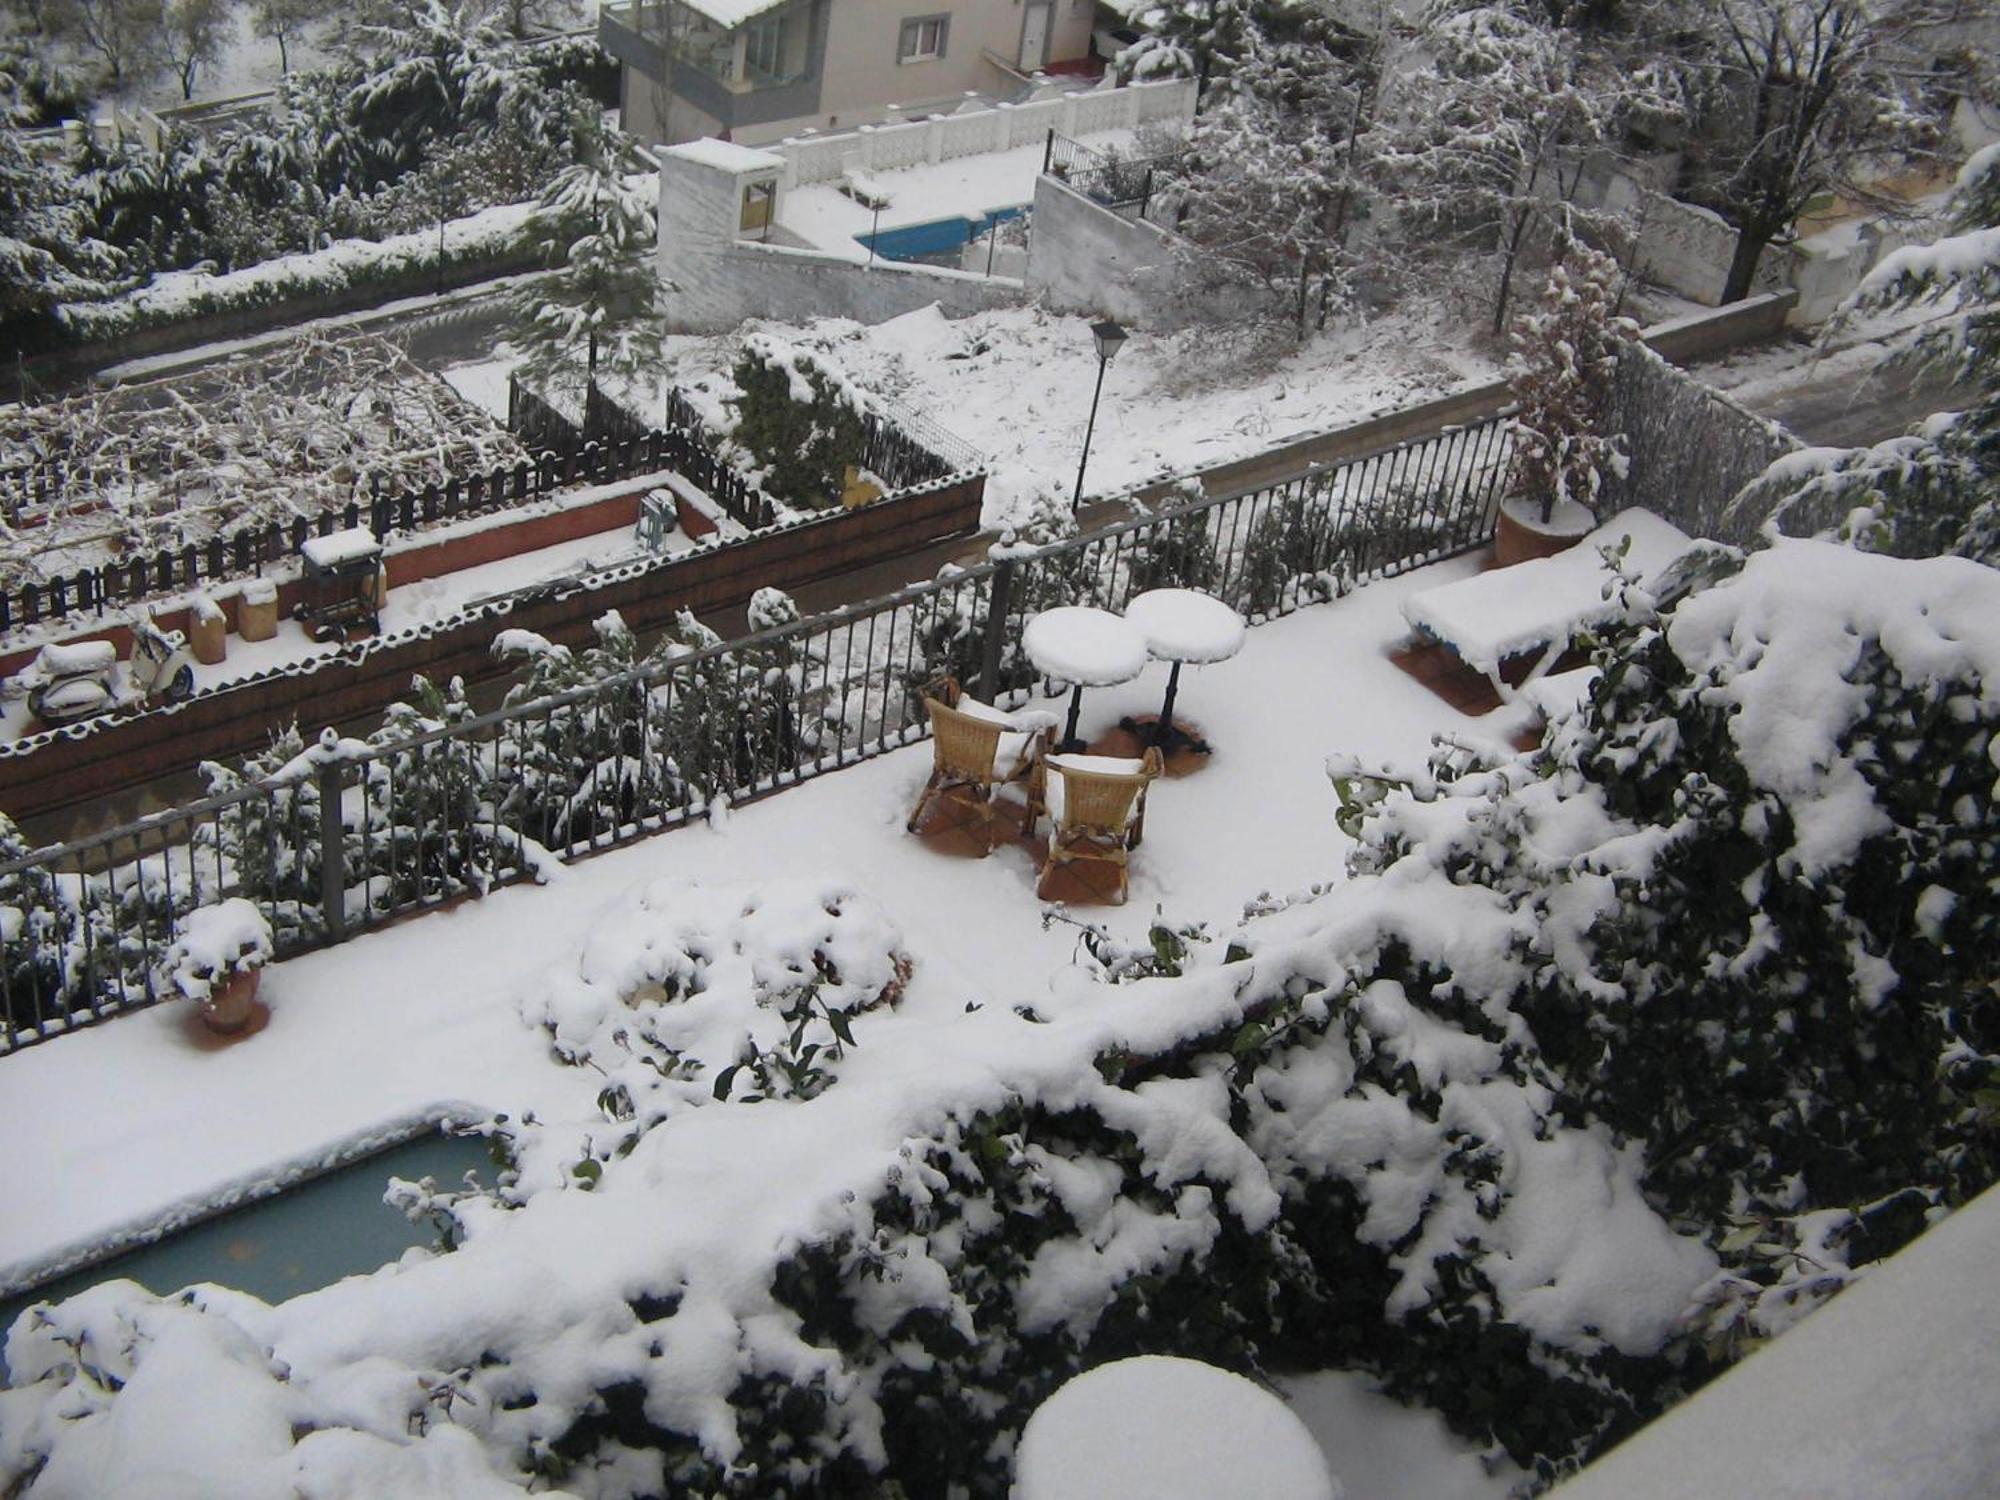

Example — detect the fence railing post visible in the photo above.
[316,758,347,944]
[978,556,1015,703]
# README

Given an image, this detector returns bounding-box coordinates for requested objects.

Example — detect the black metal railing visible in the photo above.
[0,413,1511,1055]
[1042,130,1182,223]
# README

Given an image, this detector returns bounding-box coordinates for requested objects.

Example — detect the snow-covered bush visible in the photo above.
[1349,540,2000,1342]
[726,335,871,510]
[1502,245,1633,526]
[494,614,687,849]
[1125,483,1224,596]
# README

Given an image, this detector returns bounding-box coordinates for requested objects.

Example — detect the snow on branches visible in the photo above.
[1731,142,2000,564]
[1503,243,1635,524]
[0,328,528,586]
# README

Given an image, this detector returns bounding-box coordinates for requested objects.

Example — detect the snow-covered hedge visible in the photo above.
[54,201,543,346]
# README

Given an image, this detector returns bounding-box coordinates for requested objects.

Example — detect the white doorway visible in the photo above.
[1019,2,1051,70]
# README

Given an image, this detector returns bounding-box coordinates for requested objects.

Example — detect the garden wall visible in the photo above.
[1597,343,1801,544]
[1024,174,1189,330]
[0,475,984,818]
[770,78,1197,186]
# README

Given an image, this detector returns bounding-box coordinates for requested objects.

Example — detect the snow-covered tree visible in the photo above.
[0,82,126,339]
[1171,7,1393,336]
[1384,0,1665,332]
[509,120,668,405]
[158,0,231,101]
[249,0,315,73]
[1730,141,2000,563]
[1674,0,1965,304]
[44,0,164,88]
[1503,242,1636,522]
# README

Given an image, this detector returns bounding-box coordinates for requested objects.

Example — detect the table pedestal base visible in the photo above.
[1117,714,1211,757]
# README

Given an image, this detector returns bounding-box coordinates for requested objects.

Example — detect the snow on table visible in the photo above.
[1016,1356,1339,1500]
[1022,606,1150,686]
[1400,508,1694,678]
[1126,588,1248,664]
[298,526,383,570]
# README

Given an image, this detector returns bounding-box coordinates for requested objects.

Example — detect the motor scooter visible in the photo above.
[6,618,197,727]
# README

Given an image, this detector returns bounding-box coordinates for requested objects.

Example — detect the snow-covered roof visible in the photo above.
[678,0,789,27]
[663,137,786,175]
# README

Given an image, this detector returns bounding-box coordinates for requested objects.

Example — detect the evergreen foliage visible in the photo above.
[509,117,669,404]
[1734,142,2000,566]
[726,338,869,510]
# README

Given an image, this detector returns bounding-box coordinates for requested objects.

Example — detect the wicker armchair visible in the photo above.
[1029,748,1164,902]
[905,677,1052,852]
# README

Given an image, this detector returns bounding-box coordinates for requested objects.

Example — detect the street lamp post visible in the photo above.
[1071,319,1127,514]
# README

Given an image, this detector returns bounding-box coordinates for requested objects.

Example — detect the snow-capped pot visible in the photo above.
[159,899,275,1035]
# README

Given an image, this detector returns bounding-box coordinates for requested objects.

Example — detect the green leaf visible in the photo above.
[713,1063,742,1101]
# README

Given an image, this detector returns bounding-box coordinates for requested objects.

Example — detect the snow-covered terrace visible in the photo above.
[0,555,1536,1493]
[2,537,1996,1496]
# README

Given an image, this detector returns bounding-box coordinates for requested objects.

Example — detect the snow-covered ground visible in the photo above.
[0,552,1531,1494]
[653,301,1497,533]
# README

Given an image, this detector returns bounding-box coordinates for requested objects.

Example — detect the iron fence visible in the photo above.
[0,413,1511,1054]
[1042,130,1183,224]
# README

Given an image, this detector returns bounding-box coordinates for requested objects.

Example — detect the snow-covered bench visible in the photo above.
[1401,508,1695,702]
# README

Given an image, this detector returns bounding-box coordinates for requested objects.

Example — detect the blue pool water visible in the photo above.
[856,204,1029,264]
[0,1129,492,1376]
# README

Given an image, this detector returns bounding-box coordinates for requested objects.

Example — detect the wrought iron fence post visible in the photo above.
[316,758,347,943]
[978,557,1016,703]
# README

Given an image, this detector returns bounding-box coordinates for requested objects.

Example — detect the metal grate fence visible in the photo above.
[0,413,1511,1054]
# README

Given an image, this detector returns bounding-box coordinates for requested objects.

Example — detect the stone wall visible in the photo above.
[1022,174,1182,328]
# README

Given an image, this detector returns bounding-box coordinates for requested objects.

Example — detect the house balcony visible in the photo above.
[600,0,827,132]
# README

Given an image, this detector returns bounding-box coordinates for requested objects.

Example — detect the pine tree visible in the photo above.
[509,117,669,407]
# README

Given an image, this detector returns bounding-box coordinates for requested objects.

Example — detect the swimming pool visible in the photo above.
[856,204,1029,264]
[0,1128,492,1375]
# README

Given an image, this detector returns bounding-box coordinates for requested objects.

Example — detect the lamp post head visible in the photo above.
[1090,319,1128,365]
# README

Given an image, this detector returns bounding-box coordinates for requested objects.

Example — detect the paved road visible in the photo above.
[1744,361,1970,449]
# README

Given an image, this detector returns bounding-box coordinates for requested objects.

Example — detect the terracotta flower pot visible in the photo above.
[199,968,262,1035]
[1495,495,1595,567]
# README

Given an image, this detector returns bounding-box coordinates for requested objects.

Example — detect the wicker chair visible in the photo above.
[905,677,1051,852]
[1029,748,1164,902]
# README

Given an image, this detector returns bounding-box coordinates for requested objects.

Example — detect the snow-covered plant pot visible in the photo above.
[1495,492,1595,566]
[161,898,275,1035]
[1500,246,1634,560]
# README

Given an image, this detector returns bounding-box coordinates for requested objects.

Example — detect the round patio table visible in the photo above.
[1122,588,1247,753]
[1022,606,1150,753]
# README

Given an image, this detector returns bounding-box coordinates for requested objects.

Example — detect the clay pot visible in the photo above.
[1495,494,1595,567]
[199,968,261,1035]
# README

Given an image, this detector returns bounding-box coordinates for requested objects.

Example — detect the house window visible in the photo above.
[898,14,948,62]
[744,13,784,79]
